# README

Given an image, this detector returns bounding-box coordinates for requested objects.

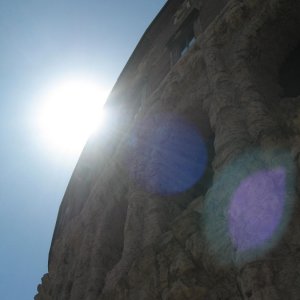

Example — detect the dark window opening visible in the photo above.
[177,132,215,208]
[279,42,300,97]
[168,9,198,65]
[180,30,196,58]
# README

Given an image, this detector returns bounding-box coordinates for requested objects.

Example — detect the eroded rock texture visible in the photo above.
[36,0,300,299]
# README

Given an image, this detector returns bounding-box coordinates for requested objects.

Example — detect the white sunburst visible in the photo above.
[36,76,109,156]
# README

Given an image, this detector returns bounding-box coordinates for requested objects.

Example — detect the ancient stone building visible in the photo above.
[36,0,300,299]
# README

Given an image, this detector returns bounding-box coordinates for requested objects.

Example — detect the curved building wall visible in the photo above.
[36,0,300,299]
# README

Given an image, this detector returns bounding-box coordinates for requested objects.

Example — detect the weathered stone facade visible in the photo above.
[36,0,300,299]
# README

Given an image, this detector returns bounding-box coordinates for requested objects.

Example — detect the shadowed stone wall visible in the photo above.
[36,0,300,299]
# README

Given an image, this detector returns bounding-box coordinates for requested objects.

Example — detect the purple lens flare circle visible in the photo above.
[228,167,286,252]
[203,149,295,266]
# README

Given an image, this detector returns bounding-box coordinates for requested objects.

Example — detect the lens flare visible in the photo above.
[204,149,295,266]
[229,167,286,252]
[127,114,208,194]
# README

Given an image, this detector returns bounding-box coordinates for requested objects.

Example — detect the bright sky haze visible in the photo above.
[0,1,165,299]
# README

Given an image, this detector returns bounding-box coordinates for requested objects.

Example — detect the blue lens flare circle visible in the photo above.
[127,115,208,195]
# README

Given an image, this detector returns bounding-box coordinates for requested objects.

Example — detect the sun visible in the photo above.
[37,77,109,157]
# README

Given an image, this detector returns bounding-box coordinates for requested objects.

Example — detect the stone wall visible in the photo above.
[36,0,300,299]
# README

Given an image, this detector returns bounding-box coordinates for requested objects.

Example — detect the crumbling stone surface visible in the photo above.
[36,0,300,299]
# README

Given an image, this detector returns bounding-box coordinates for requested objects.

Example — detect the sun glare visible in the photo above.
[37,77,109,156]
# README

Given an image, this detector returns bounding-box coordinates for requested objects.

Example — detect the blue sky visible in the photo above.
[0,1,165,299]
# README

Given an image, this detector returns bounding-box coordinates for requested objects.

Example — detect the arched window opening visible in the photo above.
[279,42,300,97]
